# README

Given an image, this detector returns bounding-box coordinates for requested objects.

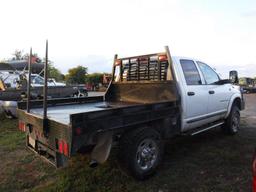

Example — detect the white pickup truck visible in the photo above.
[172,56,244,134]
[17,46,244,180]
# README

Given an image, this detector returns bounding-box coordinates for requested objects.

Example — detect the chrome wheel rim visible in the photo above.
[136,139,158,171]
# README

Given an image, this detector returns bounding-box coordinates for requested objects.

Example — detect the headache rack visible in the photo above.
[105,46,178,104]
[112,46,175,82]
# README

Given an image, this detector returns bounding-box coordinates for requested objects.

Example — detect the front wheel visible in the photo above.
[119,128,163,180]
[222,105,240,135]
[73,90,88,98]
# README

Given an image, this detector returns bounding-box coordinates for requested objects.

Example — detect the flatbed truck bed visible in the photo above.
[17,47,180,180]
[29,100,140,125]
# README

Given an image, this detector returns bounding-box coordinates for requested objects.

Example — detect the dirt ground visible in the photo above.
[0,94,255,192]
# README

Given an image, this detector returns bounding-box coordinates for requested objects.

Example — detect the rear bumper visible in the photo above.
[26,134,68,167]
[18,109,72,166]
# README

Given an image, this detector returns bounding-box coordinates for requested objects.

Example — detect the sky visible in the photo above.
[0,0,255,78]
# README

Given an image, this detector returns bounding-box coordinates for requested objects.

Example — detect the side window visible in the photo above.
[180,59,202,85]
[197,62,219,84]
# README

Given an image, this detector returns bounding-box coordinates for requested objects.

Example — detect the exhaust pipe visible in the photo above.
[89,159,98,168]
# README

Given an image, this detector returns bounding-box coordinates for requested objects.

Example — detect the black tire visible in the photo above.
[222,105,240,135]
[119,128,163,180]
[73,90,88,98]
[4,110,16,119]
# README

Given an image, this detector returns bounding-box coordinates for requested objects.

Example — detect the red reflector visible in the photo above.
[159,55,167,61]
[63,142,69,156]
[115,59,121,66]
[19,121,25,132]
[58,140,69,156]
[58,140,63,153]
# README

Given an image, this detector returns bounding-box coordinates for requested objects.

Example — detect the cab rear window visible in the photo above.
[180,59,202,85]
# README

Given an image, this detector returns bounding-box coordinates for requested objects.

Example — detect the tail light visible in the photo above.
[253,150,256,191]
[57,139,69,156]
[58,140,63,153]
[159,55,167,61]
[63,142,69,156]
[18,121,26,132]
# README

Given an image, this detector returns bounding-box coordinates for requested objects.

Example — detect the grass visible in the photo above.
[0,113,255,192]
[0,115,25,151]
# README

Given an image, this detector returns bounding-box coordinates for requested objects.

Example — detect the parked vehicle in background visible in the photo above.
[47,78,66,87]
[0,72,87,118]
[17,46,244,180]
[30,75,66,87]
[239,77,256,93]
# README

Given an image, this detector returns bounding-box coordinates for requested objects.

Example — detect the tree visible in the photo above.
[9,50,64,81]
[85,73,103,85]
[85,73,112,90]
[11,49,38,60]
[40,57,64,81]
[23,52,39,61]
[65,65,87,84]
[12,49,24,60]
[48,63,65,81]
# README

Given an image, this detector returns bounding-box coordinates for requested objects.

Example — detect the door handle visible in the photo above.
[187,92,195,96]
[209,90,215,94]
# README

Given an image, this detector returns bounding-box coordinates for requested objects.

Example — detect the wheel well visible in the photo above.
[233,97,242,110]
[116,117,179,142]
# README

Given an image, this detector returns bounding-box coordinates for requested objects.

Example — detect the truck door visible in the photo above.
[197,61,232,119]
[179,59,209,130]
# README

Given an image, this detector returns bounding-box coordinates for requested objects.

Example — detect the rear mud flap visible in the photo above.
[90,131,113,164]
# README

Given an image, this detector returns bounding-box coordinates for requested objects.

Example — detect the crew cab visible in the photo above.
[172,57,243,134]
[17,46,244,180]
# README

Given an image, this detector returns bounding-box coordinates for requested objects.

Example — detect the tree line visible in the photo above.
[8,49,111,85]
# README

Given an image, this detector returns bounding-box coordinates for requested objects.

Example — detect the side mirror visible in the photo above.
[229,70,239,84]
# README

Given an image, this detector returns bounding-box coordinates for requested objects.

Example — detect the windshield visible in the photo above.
[31,75,44,85]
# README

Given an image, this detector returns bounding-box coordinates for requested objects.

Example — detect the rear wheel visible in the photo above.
[73,89,88,98]
[119,128,163,180]
[222,105,240,135]
[4,110,15,119]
